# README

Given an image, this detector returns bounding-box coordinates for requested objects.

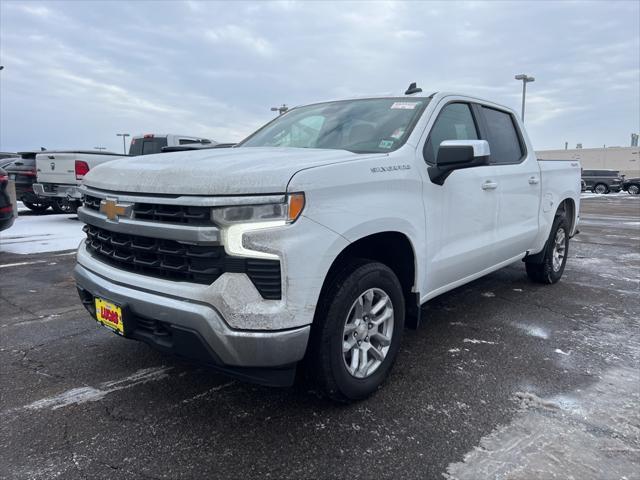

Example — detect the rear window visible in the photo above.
[129,137,168,156]
[481,107,524,164]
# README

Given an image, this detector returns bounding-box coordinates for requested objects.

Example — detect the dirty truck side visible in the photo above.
[75,91,581,401]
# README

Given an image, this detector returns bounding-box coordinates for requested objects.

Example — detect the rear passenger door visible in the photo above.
[477,105,540,261]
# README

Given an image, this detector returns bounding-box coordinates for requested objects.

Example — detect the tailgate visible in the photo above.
[36,153,77,185]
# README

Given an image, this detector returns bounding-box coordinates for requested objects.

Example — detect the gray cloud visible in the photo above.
[1,0,638,152]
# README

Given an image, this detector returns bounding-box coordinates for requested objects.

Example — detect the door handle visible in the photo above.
[482,181,498,190]
[528,176,540,185]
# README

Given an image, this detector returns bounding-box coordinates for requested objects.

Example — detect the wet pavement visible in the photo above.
[1,194,638,479]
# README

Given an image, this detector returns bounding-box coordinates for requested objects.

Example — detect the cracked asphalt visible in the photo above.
[1,195,639,480]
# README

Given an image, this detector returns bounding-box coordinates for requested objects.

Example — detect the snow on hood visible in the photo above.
[83,147,379,195]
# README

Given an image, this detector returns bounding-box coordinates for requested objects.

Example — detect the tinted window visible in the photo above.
[481,107,523,164]
[130,137,168,156]
[425,103,478,164]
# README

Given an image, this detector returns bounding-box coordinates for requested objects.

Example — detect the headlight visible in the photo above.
[211,193,305,226]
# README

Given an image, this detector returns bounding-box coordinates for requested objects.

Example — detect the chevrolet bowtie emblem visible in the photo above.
[100,199,131,222]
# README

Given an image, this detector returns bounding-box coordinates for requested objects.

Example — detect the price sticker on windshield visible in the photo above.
[390,102,420,110]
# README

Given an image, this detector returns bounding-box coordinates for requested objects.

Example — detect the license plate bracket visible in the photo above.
[94,297,125,335]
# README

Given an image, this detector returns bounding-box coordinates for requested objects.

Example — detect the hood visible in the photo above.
[83,147,381,195]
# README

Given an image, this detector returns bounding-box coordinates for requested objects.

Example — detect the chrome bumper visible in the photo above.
[74,263,310,368]
[33,183,82,199]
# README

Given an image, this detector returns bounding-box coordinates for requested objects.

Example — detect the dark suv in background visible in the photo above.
[3,151,54,213]
[622,177,640,195]
[581,169,624,194]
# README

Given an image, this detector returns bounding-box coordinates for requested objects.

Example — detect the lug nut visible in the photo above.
[368,323,373,329]
[365,336,369,342]
[357,340,362,346]
[353,331,358,337]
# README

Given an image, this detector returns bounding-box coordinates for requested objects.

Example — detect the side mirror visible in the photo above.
[428,139,490,185]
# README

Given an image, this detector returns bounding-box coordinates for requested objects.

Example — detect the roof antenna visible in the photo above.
[405,82,422,95]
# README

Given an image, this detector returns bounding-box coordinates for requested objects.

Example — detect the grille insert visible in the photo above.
[84,225,281,298]
[83,194,214,226]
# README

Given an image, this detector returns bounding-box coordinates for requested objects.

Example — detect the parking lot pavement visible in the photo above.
[1,195,638,480]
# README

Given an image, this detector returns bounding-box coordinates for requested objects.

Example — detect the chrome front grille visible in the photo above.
[83,194,214,226]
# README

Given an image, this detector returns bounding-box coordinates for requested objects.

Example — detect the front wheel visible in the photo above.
[308,260,405,402]
[526,215,569,284]
[628,184,640,195]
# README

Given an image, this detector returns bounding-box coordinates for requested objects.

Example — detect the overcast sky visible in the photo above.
[1,0,638,153]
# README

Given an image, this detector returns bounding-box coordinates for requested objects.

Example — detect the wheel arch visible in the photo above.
[557,197,577,236]
[317,231,421,329]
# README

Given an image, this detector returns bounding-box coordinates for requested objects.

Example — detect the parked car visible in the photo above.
[581,169,623,194]
[34,150,125,213]
[74,88,581,402]
[0,167,17,231]
[128,134,214,156]
[4,152,53,213]
[622,177,640,195]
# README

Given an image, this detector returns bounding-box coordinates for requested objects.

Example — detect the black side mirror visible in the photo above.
[428,140,490,185]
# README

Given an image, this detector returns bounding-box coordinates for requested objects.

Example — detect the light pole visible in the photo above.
[514,74,535,121]
[116,133,130,155]
[270,104,288,116]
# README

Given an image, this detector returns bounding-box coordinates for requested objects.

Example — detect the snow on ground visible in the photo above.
[580,192,639,199]
[0,213,84,254]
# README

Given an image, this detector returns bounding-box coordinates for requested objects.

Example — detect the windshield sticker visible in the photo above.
[390,128,405,139]
[378,139,394,149]
[390,102,419,110]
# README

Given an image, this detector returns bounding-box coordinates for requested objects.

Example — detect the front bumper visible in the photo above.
[33,183,82,199]
[74,263,310,386]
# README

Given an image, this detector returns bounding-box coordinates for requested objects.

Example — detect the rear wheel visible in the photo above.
[593,183,608,194]
[51,198,79,214]
[308,260,405,402]
[526,215,569,284]
[22,200,50,213]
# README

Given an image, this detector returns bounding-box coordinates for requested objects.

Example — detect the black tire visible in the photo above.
[593,183,609,194]
[628,184,640,195]
[22,200,50,213]
[308,260,405,402]
[51,198,79,214]
[526,215,569,284]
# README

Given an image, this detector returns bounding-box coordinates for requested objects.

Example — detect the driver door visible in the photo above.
[422,102,500,294]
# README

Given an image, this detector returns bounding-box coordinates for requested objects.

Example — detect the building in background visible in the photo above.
[536,147,640,177]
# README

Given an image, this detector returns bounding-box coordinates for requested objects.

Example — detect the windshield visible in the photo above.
[240,97,429,153]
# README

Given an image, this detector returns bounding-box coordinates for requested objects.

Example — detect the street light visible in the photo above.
[116,133,130,155]
[514,74,535,121]
[270,104,288,116]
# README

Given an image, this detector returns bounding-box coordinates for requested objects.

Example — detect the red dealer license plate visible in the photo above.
[94,297,124,334]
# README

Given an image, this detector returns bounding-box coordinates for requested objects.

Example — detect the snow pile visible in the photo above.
[0,214,85,254]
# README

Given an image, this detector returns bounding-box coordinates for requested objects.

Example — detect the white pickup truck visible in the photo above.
[34,134,213,212]
[74,89,581,401]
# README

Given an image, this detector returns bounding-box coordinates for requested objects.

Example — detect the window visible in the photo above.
[240,98,429,153]
[481,107,524,164]
[424,103,478,164]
